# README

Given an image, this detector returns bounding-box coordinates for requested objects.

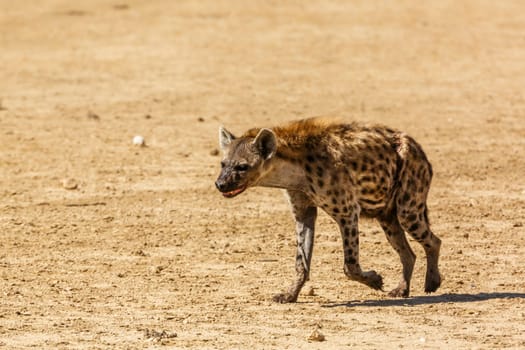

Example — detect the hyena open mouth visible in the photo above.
[221,185,246,198]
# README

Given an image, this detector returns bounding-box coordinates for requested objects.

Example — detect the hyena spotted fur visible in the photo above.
[215,117,442,303]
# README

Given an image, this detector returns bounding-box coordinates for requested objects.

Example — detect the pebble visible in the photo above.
[62,178,78,190]
[87,111,100,120]
[308,329,325,342]
[144,329,177,342]
[150,265,165,274]
[133,135,146,147]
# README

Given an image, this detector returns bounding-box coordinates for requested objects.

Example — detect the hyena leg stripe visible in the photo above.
[273,190,317,303]
[295,208,316,277]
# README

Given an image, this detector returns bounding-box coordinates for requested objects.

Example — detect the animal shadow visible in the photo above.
[322,292,525,308]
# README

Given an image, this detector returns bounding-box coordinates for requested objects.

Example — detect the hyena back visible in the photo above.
[215,117,442,303]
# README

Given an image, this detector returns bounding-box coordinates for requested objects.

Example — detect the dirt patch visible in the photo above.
[1,1,525,349]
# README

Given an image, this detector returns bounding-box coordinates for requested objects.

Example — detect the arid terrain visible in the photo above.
[1,1,525,349]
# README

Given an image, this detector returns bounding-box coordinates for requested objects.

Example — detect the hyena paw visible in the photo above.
[388,287,410,298]
[272,292,298,303]
[425,273,442,293]
[363,270,384,291]
[388,281,410,298]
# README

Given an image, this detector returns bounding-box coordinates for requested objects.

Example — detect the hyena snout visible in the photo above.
[215,172,247,198]
[214,178,229,192]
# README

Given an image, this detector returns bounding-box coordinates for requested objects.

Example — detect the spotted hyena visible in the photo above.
[215,117,441,303]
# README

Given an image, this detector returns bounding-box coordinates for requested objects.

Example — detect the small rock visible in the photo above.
[62,178,78,190]
[144,329,177,342]
[305,287,315,296]
[197,117,205,122]
[513,222,523,228]
[210,148,220,156]
[15,311,32,316]
[133,135,146,147]
[133,249,148,257]
[87,111,100,120]
[150,265,165,274]
[113,4,129,10]
[308,329,325,342]
[64,10,88,16]
[144,114,152,119]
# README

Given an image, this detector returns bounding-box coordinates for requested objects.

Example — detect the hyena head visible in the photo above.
[215,126,277,198]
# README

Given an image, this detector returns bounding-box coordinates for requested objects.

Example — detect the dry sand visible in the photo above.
[1,1,525,348]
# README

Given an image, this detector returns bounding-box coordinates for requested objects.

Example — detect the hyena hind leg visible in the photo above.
[397,202,442,293]
[377,210,416,297]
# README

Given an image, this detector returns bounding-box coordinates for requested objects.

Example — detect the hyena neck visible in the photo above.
[257,157,307,191]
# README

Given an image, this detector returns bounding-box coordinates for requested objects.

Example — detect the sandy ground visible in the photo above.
[1,0,525,349]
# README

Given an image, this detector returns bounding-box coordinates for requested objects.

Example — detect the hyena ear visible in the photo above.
[253,128,277,160]
[219,126,235,151]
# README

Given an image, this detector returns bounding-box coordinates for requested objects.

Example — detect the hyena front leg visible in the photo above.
[273,190,317,303]
[334,204,383,291]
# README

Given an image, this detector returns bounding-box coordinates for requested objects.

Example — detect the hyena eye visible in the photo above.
[234,164,249,172]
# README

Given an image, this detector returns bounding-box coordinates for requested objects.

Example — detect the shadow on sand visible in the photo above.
[322,292,525,308]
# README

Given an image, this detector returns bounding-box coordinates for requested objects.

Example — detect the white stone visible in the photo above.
[133,135,145,146]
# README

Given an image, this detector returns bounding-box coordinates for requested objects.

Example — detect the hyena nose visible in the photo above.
[215,180,226,192]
